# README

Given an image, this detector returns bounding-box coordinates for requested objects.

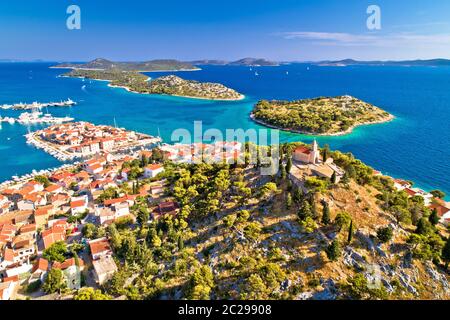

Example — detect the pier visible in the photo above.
[0,98,76,110]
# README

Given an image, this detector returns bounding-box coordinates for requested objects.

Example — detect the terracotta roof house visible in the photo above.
[89,237,113,260]
[152,201,180,219]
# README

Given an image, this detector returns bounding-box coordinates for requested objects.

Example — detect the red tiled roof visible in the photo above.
[34,206,51,216]
[53,257,84,270]
[19,223,36,234]
[89,238,112,256]
[32,258,49,273]
[145,164,163,171]
[3,248,14,262]
[42,231,65,249]
[70,200,86,209]
[429,203,450,217]
[45,184,61,192]
[294,146,311,155]
[404,188,417,197]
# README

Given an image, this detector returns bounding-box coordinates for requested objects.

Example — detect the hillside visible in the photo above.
[72,144,449,300]
[5,143,450,301]
[52,58,198,72]
[251,95,393,135]
[229,58,279,66]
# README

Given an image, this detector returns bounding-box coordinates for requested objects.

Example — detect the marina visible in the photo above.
[0,110,74,125]
[25,121,162,161]
[0,98,76,110]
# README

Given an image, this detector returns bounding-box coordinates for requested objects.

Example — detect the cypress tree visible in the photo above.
[178,236,184,250]
[286,157,292,174]
[280,164,287,180]
[322,201,331,225]
[347,220,354,244]
[322,144,330,162]
[331,171,337,184]
[286,193,292,209]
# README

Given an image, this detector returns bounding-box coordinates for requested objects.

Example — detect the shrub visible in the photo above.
[377,226,393,243]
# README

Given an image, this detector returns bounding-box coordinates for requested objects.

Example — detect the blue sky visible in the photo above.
[1,0,450,61]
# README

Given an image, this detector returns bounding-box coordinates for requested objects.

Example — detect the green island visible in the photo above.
[52,58,199,72]
[63,69,244,101]
[251,95,394,135]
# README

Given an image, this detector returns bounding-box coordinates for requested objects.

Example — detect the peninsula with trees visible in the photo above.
[251,95,393,135]
[62,69,244,101]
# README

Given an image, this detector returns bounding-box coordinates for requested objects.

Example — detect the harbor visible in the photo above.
[0,110,74,125]
[25,121,162,161]
[0,98,76,110]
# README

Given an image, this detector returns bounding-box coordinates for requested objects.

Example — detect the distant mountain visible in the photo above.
[190,59,229,66]
[190,58,279,66]
[228,58,279,66]
[51,58,199,72]
[316,58,450,67]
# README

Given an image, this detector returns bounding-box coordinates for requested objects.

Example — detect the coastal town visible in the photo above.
[25,122,161,161]
[0,135,449,300]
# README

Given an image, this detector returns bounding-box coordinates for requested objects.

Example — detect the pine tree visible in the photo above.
[429,208,439,226]
[347,220,354,244]
[293,187,303,204]
[322,201,331,225]
[298,200,312,221]
[325,240,341,261]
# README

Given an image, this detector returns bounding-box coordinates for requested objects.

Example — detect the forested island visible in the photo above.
[52,58,199,72]
[62,69,244,100]
[251,95,393,135]
[190,57,279,66]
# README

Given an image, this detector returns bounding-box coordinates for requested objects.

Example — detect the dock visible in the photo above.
[0,98,76,110]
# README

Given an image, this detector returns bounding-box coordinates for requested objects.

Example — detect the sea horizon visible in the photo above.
[0,62,449,200]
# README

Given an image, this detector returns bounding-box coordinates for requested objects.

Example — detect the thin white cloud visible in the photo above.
[276,31,450,47]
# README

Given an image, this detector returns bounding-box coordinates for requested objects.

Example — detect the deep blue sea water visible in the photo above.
[0,62,449,199]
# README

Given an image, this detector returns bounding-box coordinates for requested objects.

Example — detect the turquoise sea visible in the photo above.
[0,62,449,198]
